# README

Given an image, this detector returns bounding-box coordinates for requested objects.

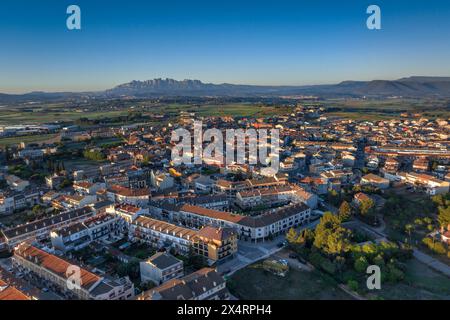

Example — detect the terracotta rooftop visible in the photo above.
[196,226,236,242]
[108,185,150,197]
[134,216,198,240]
[14,244,100,291]
[0,279,30,300]
[179,204,245,224]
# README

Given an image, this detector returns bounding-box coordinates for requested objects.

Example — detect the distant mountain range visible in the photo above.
[2,76,450,103]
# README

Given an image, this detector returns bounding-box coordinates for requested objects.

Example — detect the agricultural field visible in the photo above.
[0,102,292,126]
[0,107,132,125]
[323,98,450,121]
[0,133,60,147]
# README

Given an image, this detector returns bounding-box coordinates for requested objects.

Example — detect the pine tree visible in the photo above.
[314,212,352,255]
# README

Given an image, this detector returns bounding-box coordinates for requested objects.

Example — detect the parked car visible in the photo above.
[279,259,288,266]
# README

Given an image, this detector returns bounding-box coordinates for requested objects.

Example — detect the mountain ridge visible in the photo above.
[2,76,450,103]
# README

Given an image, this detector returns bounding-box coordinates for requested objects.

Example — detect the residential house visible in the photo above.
[140,252,184,285]
[137,268,229,300]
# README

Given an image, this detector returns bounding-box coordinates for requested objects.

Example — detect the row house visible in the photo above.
[140,252,184,285]
[105,203,149,226]
[236,184,317,210]
[178,194,229,211]
[130,216,197,255]
[397,172,450,195]
[73,181,105,195]
[130,216,237,264]
[138,268,229,300]
[50,213,122,252]
[12,243,134,300]
[0,207,94,249]
[360,173,390,189]
[5,175,29,192]
[106,185,150,207]
[214,175,288,197]
[0,189,40,215]
[51,194,97,210]
[174,203,311,242]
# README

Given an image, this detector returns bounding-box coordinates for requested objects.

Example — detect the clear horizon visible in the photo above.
[1,0,450,93]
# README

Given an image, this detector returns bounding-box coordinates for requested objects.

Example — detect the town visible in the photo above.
[1,99,450,301]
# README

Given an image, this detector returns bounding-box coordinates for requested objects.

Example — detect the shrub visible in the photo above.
[347,279,359,292]
[422,237,447,255]
[432,242,447,255]
[320,259,337,275]
[385,264,404,283]
[354,256,369,273]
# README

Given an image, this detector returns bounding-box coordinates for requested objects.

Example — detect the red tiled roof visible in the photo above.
[14,244,100,291]
[179,204,245,223]
[108,185,150,197]
[0,281,30,300]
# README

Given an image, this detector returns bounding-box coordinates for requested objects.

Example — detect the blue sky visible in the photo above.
[0,0,450,93]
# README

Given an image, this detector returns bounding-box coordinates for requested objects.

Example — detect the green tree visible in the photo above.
[300,229,315,248]
[327,190,341,206]
[83,150,106,161]
[338,200,352,222]
[313,212,352,256]
[373,254,385,268]
[405,224,415,244]
[385,263,404,283]
[438,206,450,227]
[354,256,369,273]
[286,228,299,244]
[347,279,359,292]
[360,197,375,217]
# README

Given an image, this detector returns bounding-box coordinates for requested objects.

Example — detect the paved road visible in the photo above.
[413,249,450,278]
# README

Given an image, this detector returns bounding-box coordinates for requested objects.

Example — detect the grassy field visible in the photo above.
[228,261,352,300]
[0,108,132,125]
[0,133,60,147]
[372,259,450,300]
[324,98,449,111]
[228,255,450,300]
[141,103,292,118]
